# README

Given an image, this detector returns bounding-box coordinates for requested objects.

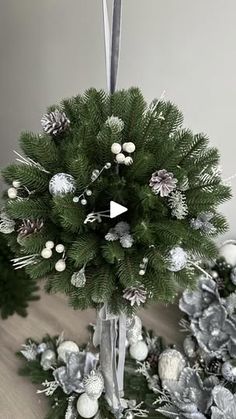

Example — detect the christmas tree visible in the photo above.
[0,233,39,319]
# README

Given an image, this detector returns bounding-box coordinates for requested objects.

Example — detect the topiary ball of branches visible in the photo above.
[1,88,231,314]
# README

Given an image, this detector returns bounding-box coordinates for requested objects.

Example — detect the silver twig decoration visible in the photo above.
[11,254,38,269]
[14,150,50,174]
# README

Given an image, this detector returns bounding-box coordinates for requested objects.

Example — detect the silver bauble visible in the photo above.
[158,349,186,383]
[167,246,188,272]
[222,360,236,382]
[49,173,76,196]
[83,370,104,399]
[40,349,56,371]
[71,269,86,288]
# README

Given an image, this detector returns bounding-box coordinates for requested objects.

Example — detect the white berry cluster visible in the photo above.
[41,240,66,272]
[7,179,21,199]
[111,142,136,165]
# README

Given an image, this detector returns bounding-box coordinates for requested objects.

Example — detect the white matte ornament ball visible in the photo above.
[123,142,136,153]
[12,180,21,188]
[219,243,236,266]
[55,259,66,272]
[111,142,122,154]
[81,199,87,205]
[129,340,148,361]
[77,393,99,418]
[139,269,145,276]
[46,241,55,249]
[41,248,52,259]
[8,187,17,199]
[124,156,133,166]
[49,173,76,196]
[116,153,126,164]
[55,244,65,253]
[57,340,79,363]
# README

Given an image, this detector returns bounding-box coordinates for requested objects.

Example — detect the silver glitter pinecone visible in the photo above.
[149,169,177,197]
[83,370,104,399]
[17,219,44,237]
[123,285,147,306]
[41,109,70,135]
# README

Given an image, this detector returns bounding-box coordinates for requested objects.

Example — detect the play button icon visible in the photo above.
[110,201,128,219]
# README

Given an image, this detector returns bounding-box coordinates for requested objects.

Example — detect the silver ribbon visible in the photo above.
[53,351,97,395]
[102,0,122,93]
[93,305,127,416]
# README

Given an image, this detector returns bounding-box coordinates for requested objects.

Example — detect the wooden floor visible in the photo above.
[0,289,183,419]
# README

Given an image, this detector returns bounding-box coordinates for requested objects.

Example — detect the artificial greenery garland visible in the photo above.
[18,251,236,419]
[1,88,231,314]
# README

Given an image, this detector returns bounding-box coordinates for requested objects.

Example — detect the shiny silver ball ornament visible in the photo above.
[49,173,76,196]
[57,340,79,363]
[40,349,56,371]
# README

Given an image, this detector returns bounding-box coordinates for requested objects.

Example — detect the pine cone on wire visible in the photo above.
[123,285,147,306]
[41,109,70,135]
[17,219,44,237]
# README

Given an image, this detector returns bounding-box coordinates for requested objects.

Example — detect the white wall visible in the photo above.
[0,0,236,238]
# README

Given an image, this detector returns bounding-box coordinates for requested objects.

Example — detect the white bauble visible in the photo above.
[45,240,55,249]
[123,142,136,153]
[158,349,186,383]
[8,187,17,199]
[219,243,236,266]
[115,153,126,164]
[41,248,52,259]
[77,393,99,418]
[55,244,65,253]
[57,340,79,363]
[49,173,76,196]
[55,259,66,272]
[124,156,133,166]
[40,349,56,371]
[12,180,21,188]
[129,340,148,361]
[111,142,122,154]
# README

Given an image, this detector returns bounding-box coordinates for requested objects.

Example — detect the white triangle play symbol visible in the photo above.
[110,201,128,219]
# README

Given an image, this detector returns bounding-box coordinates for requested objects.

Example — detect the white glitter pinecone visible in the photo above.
[41,109,70,135]
[83,370,104,399]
